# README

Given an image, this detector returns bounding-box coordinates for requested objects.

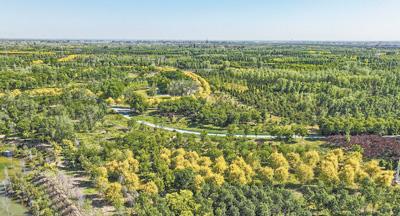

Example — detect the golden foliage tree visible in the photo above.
[274,167,289,183]
[213,156,228,174]
[105,182,124,208]
[339,165,356,187]
[303,150,320,168]
[228,157,255,185]
[287,152,302,168]
[296,163,314,184]
[141,181,159,194]
[258,166,274,182]
[269,152,289,169]
[318,155,340,184]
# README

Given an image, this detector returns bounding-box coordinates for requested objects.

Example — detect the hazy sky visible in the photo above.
[1,0,399,41]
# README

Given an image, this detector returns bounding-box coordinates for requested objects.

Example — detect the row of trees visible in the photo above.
[319,117,400,135]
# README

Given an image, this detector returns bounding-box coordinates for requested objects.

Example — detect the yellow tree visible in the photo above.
[95,166,108,178]
[95,176,109,193]
[160,148,172,166]
[345,152,362,172]
[105,182,124,208]
[198,156,212,167]
[287,152,302,168]
[269,152,289,169]
[209,173,225,187]
[227,157,254,185]
[194,175,205,191]
[339,165,356,187]
[363,160,394,186]
[303,150,320,168]
[324,151,339,170]
[332,149,344,161]
[318,155,340,184]
[228,163,247,185]
[198,166,213,178]
[295,163,314,184]
[364,160,381,177]
[274,167,289,183]
[356,169,370,183]
[213,156,228,174]
[123,172,140,191]
[166,190,200,216]
[258,166,274,182]
[172,155,187,170]
[375,170,395,187]
[141,181,159,194]
[105,97,115,105]
[185,151,200,165]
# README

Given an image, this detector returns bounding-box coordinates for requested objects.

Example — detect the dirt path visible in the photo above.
[58,158,115,215]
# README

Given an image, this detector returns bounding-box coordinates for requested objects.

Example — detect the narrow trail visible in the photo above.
[112,107,400,139]
[111,107,325,139]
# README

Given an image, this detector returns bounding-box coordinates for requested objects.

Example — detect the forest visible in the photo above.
[1,40,400,215]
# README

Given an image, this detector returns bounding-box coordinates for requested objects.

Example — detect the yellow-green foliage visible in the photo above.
[364,160,395,187]
[258,166,274,182]
[141,181,159,194]
[274,167,289,183]
[26,87,63,96]
[269,152,289,169]
[105,97,115,105]
[57,54,78,62]
[318,153,340,184]
[287,152,302,168]
[296,163,314,184]
[213,156,228,174]
[0,50,55,55]
[32,59,44,65]
[10,89,22,97]
[221,82,248,92]
[105,182,124,208]
[228,157,255,185]
[183,71,211,98]
[166,190,200,216]
[303,150,320,168]
[163,147,394,188]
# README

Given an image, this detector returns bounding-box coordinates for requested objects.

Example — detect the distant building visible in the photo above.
[2,150,13,157]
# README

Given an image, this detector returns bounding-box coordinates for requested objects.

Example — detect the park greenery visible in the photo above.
[1,40,400,215]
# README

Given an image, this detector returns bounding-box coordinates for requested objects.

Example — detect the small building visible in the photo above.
[2,150,13,157]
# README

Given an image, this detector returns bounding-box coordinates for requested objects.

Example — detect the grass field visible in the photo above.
[0,157,21,180]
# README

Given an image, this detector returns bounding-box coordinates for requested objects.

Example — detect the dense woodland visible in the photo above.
[1,40,400,215]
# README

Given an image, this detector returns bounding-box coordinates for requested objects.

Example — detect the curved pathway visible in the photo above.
[112,107,400,139]
[111,107,325,139]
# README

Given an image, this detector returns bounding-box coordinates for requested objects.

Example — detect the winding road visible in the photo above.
[111,107,325,139]
[113,107,400,139]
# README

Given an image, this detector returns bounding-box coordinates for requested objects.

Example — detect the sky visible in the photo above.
[1,0,399,41]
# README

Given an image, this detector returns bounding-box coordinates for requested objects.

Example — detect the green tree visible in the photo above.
[126,92,149,114]
[166,190,200,215]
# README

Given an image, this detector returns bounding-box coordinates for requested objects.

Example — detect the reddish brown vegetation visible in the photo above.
[327,135,400,160]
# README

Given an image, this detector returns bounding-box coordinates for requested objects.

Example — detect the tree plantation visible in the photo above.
[1,40,400,215]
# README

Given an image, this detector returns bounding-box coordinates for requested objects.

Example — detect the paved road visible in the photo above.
[111,107,325,139]
[112,107,400,139]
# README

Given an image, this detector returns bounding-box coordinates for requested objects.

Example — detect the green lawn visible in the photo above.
[0,157,21,180]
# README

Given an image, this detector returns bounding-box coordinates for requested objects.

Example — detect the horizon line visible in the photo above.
[0,38,400,43]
